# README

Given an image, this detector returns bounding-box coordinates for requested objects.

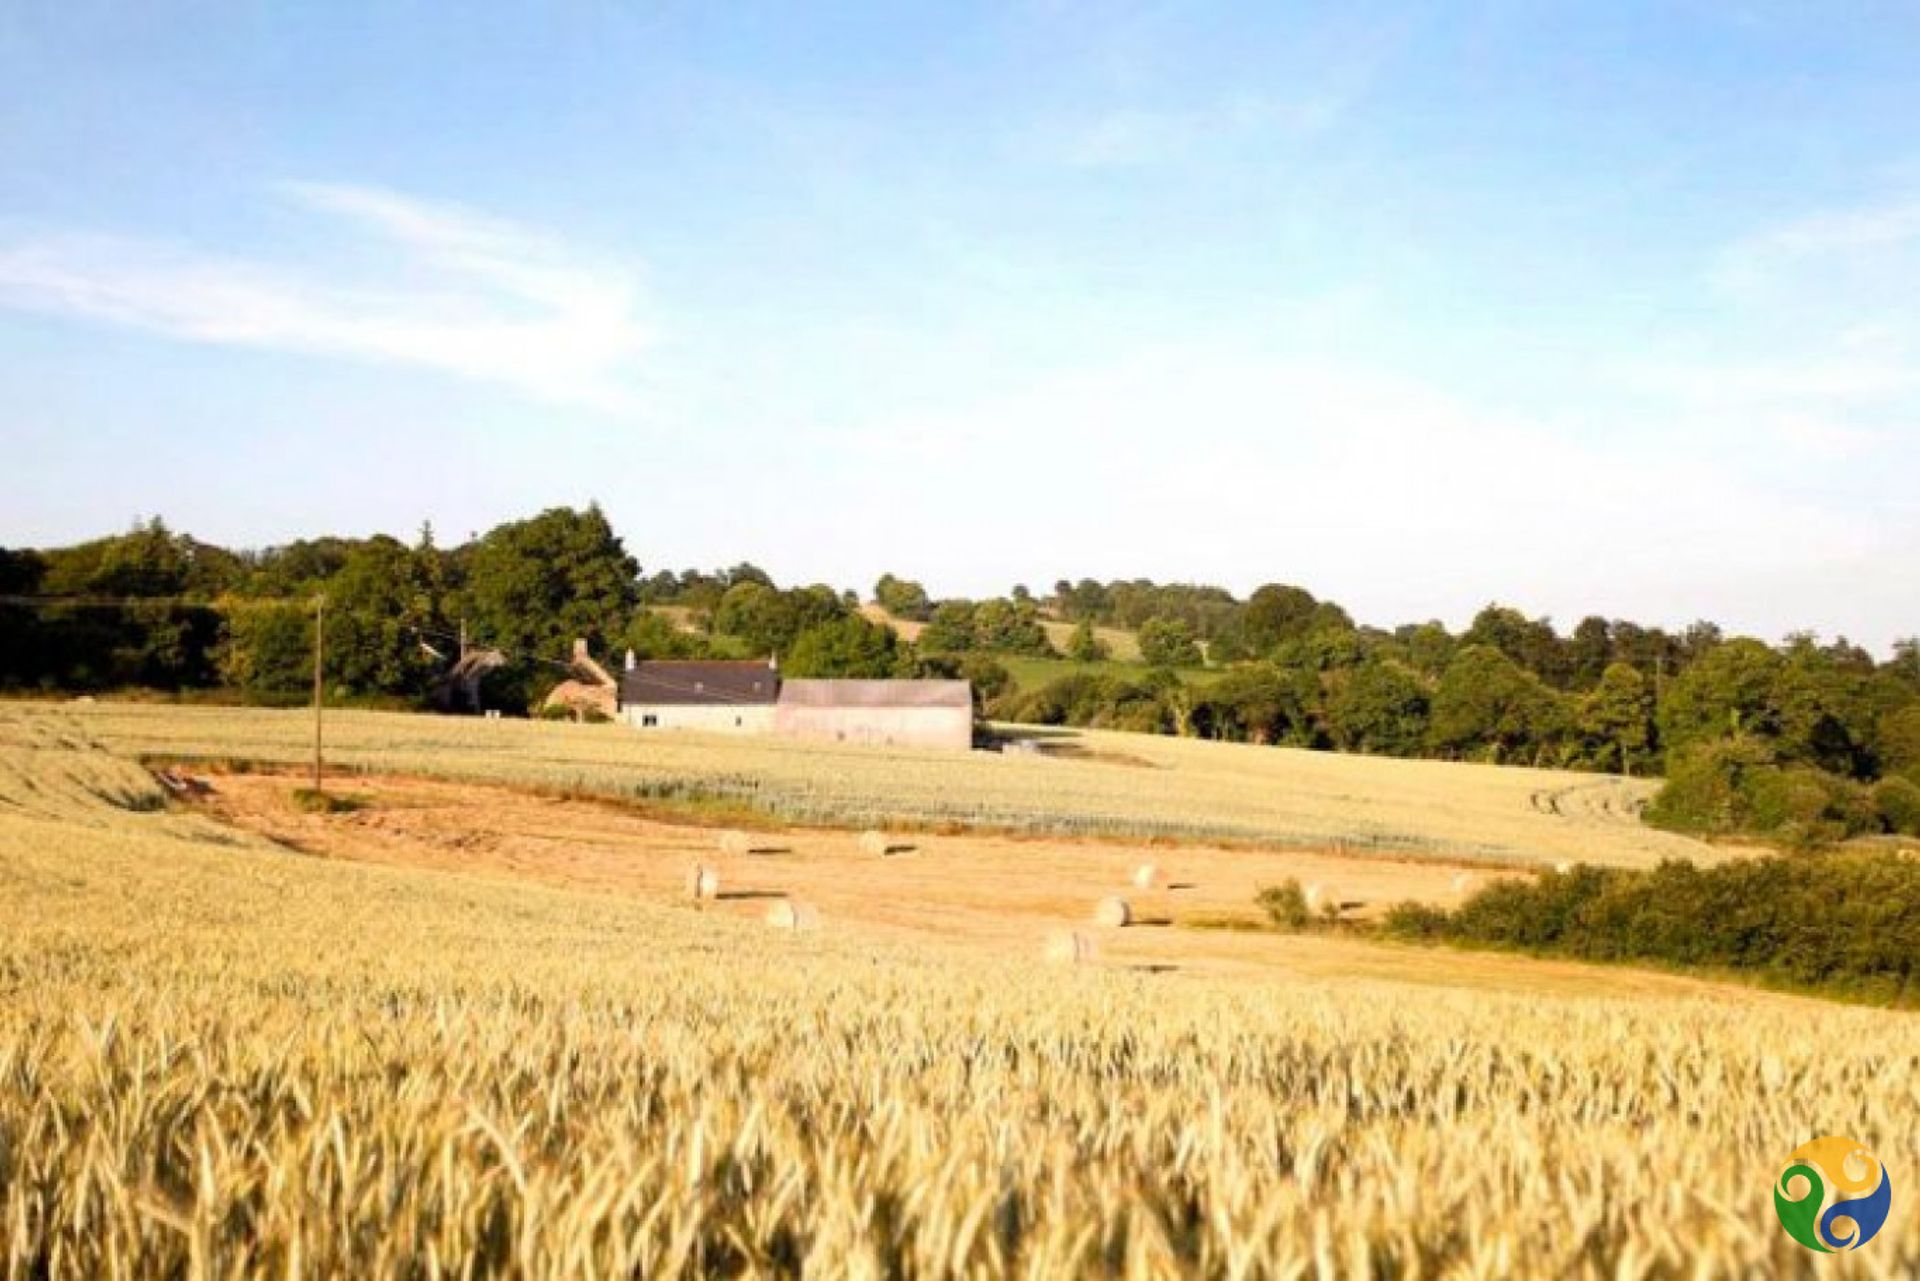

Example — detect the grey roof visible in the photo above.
[620,661,778,707]
[776,679,972,710]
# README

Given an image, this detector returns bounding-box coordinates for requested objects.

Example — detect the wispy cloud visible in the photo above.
[1057,91,1351,168]
[1036,8,1406,170]
[1626,194,1920,462]
[0,183,650,409]
[1713,195,1920,299]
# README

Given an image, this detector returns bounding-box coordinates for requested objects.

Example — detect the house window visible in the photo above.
[735,716,743,727]
[642,714,658,727]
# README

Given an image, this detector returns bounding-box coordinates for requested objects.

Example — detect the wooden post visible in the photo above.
[312,594,325,793]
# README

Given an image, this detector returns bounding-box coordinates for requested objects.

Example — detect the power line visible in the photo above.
[0,594,232,609]
[2,593,724,693]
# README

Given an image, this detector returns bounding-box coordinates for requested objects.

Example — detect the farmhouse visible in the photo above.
[617,658,973,749]
[617,659,779,733]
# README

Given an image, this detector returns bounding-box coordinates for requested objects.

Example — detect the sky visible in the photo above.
[2,2,1916,649]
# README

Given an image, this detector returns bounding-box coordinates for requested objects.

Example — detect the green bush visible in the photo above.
[1381,901,1448,939]
[290,788,368,815]
[1873,775,1920,836]
[1385,852,1920,1002]
[1255,880,1311,930]
[1648,737,1874,845]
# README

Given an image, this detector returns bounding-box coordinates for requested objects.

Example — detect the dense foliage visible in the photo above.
[1381,854,1920,1002]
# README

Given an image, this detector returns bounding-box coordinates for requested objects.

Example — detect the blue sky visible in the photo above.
[2,2,1916,648]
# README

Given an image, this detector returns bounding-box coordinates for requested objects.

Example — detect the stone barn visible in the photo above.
[774,679,974,751]
[617,659,779,733]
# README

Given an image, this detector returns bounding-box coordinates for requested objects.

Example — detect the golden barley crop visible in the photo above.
[55,700,1711,868]
[2,705,1914,1278]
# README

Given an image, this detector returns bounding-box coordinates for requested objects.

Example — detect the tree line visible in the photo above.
[1375,855,1920,1004]
[3,507,1917,843]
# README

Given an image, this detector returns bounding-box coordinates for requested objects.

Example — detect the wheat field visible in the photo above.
[57,701,1714,868]
[1,703,1915,1277]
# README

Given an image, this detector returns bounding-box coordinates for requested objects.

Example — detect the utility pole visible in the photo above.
[312,594,326,794]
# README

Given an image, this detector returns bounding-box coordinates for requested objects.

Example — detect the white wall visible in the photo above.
[772,705,973,751]
[621,705,777,734]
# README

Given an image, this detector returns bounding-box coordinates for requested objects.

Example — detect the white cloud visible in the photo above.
[0,183,650,409]
[1713,194,1920,306]
[1625,194,1920,467]
[1725,198,1920,267]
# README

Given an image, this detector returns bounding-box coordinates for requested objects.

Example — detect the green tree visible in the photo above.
[1880,704,1920,782]
[971,599,1054,655]
[219,600,314,697]
[1657,638,1870,775]
[918,601,977,652]
[1464,604,1570,687]
[873,573,933,621]
[1239,584,1320,655]
[322,533,447,696]
[621,610,732,661]
[712,582,848,656]
[1137,618,1202,667]
[460,505,639,665]
[782,616,906,678]
[1872,776,1920,836]
[1568,616,1614,688]
[1888,639,1920,688]
[0,547,47,687]
[1578,662,1657,774]
[1393,621,1456,676]
[1192,666,1317,745]
[1066,619,1110,663]
[1326,658,1430,756]
[1428,645,1571,762]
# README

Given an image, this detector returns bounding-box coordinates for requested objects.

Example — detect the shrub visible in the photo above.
[1382,901,1449,940]
[1648,737,1874,845]
[1394,852,1920,1001]
[1255,880,1311,930]
[290,788,368,814]
[1873,775,1920,836]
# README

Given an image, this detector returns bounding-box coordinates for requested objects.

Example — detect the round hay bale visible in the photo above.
[1132,862,1159,890]
[1554,860,1574,875]
[765,899,820,931]
[717,829,751,856]
[1043,930,1095,965]
[1303,881,1326,910]
[1450,872,1476,894]
[685,863,720,901]
[858,830,890,857]
[1091,896,1132,928]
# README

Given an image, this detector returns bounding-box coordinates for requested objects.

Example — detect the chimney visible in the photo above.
[624,648,637,672]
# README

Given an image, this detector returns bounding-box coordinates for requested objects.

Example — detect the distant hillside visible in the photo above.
[859,602,925,643]
[1037,616,1142,662]
[862,604,1143,663]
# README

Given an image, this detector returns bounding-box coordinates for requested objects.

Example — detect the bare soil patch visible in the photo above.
[194,769,1786,1004]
